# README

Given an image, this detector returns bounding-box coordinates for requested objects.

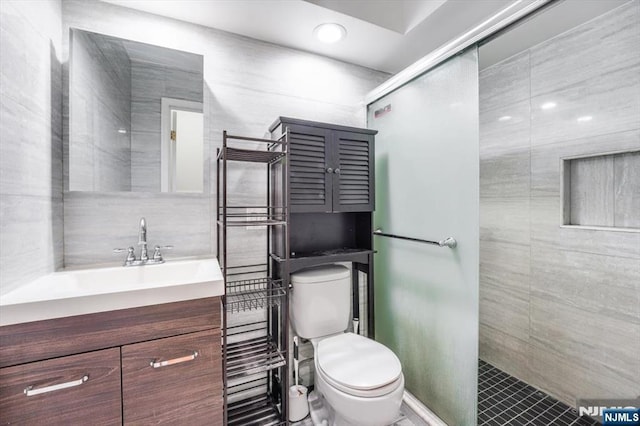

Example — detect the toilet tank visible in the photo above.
[290,264,351,339]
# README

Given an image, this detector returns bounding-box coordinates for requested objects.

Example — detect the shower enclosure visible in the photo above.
[366,1,639,425]
[367,48,480,425]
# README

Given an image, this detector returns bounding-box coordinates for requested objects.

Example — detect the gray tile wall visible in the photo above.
[61,0,389,267]
[68,29,131,191]
[567,151,640,228]
[0,0,64,296]
[479,0,640,406]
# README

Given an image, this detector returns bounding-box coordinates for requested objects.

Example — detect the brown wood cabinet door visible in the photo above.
[122,329,222,425]
[0,348,121,425]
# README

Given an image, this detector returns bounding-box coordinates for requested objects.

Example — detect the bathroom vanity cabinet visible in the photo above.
[0,297,223,425]
[270,117,376,213]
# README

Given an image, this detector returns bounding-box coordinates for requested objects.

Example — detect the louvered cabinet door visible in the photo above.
[332,131,375,212]
[288,125,333,213]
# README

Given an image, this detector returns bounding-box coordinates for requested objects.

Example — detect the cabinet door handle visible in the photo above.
[24,375,89,397]
[334,168,340,174]
[150,351,199,368]
[326,167,333,173]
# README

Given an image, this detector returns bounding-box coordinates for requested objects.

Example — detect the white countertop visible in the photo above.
[0,258,224,326]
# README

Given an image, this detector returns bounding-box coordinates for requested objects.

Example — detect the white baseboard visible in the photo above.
[403,391,448,426]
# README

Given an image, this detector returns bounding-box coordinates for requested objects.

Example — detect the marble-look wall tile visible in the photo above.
[479,51,530,112]
[614,151,640,228]
[569,155,615,226]
[0,0,63,295]
[479,151,530,199]
[530,296,640,390]
[531,196,640,259]
[61,0,388,267]
[479,282,529,340]
[0,2,63,199]
[531,243,640,324]
[530,1,640,97]
[529,344,639,403]
[479,99,530,156]
[480,240,530,293]
[480,197,530,245]
[531,129,640,197]
[63,192,211,266]
[530,66,640,147]
[0,194,64,292]
[479,324,532,385]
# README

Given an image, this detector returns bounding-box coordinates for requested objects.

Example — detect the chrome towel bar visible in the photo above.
[373,229,457,248]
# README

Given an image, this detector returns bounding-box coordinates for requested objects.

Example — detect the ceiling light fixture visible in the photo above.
[314,23,346,44]
[577,115,593,122]
[541,102,557,110]
[118,128,128,134]
[498,115,512,121]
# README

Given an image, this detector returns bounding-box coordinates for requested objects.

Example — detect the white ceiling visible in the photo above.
[479,0,629,70]
[100,0,628,75]
[101,0,514,74]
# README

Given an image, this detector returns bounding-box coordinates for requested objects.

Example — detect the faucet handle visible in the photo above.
[113,247,136,264]
[153,245,173,262]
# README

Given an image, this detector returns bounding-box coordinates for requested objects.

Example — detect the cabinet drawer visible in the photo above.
[122,329,222,425]
[0,348,121,425]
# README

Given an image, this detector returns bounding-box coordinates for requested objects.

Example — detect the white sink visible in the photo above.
[0,258,224,326]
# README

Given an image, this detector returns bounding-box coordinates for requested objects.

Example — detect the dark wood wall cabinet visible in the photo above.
[0,297,223,425]
[270,117,376,213]
[270,117,377,336]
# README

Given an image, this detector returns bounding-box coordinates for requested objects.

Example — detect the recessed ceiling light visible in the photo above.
[498,115,512,121]
[118,128,128,134]
[541,102,557,110]
[314,23,346,44]
[577,116,593,122]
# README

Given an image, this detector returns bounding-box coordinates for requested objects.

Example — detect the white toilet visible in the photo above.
[290,264,404,426]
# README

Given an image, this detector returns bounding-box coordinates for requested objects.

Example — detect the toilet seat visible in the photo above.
[316,333,402,398]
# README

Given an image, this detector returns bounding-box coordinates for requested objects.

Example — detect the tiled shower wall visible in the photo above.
[0,0,64,295]
[479,0,640,407]
[61,0,389,267]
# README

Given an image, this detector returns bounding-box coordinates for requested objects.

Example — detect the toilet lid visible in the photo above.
[317,333,402,391]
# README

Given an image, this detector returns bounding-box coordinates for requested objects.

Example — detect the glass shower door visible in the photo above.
[367,48,479,425]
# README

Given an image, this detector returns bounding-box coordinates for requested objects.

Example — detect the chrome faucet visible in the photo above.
[138,217,148,261]
[113,217,172,266]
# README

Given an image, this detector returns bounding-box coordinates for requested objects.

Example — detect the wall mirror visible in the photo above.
[68,29,204,193]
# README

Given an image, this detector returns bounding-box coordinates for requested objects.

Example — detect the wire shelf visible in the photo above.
[219,147,285,164]
[227,395,284,426]
[218,207,287,227]
[224,335,286,380]
[218,219,286,227]
[225,278,286,313]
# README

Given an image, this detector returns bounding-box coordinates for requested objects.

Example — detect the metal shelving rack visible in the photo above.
[217,131,289,426]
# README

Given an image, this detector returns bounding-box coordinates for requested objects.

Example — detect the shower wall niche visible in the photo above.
[562,150,639,229]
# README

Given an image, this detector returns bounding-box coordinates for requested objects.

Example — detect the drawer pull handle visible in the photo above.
[24,375,89,397]
[150,351,199,368]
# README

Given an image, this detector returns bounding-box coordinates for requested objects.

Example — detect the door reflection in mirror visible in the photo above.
[68,29,204,193]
